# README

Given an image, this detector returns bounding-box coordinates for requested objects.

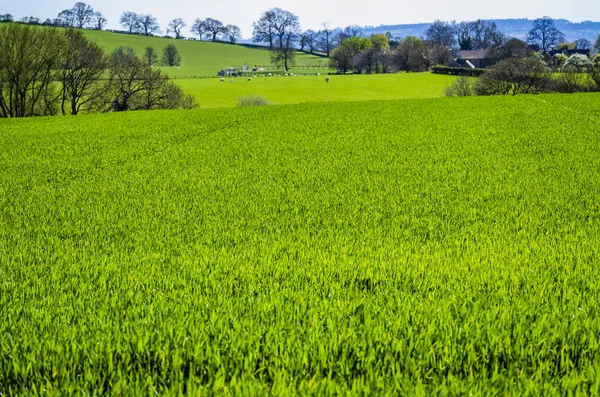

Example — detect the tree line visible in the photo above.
[0,24,196,118]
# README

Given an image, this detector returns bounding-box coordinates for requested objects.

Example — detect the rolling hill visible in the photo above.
[82,29,331,78]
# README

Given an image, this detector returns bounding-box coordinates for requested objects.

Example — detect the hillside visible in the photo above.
[82,29,330,78]
[2,93,600,394]
[363,18,600,42]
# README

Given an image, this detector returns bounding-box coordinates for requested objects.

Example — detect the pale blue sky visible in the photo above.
[1,0,598,38]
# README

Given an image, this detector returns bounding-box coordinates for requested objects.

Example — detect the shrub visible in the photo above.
[562,54,591,72]
[444,76,475,97]
[236,94,271,107]
[432,65,485,77]
[476,57,551,96]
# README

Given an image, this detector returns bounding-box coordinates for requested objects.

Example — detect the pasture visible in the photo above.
[83,29,331,78]
[1,94,600,394]
[177,73,457,108]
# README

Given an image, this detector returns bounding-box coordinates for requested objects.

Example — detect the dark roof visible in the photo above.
[457,50,489,60]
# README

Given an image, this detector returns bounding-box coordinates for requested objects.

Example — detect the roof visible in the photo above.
[457,50,489,60]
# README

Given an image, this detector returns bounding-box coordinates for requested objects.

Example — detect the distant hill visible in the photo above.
[362,19,600,42]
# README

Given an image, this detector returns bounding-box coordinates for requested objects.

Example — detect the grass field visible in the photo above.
[2,94,600,394]
[176,73,457,108]
[83,30,331,78]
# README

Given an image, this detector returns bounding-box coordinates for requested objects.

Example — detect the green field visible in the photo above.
[83,30,331,78]
[2,94,600,394]
[177,73,456,108]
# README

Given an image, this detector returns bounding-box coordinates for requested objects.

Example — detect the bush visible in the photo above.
[432,65,485,77]
[236,94,271,107]
[562,54,591,72]
[475,57,551,96]
[444,76,475,97]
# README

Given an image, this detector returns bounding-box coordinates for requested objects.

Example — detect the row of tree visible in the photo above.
[0,24,195,118]
[425,17,598,53]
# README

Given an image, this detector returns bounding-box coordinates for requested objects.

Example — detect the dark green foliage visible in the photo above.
[432,66,485,77]
[161,44,181,66]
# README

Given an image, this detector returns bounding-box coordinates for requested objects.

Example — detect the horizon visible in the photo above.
[1,0,599,39]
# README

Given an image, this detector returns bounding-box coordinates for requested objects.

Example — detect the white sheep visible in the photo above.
[220,77,225,82]
[268,73,272,77]
[316,73,320,76]
[247,77,252,81]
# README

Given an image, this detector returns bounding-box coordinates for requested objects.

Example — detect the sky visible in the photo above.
[1,0,598,39]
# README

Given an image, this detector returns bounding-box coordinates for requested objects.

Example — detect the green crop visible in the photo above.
[1,94,600,395]
[178,73,456,108]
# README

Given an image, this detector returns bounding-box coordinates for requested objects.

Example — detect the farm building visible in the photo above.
[456,50,490,69]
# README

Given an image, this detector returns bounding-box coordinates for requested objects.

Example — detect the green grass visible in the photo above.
[82,29,331,78]
[177,73,457,108]
[2,94,600,394]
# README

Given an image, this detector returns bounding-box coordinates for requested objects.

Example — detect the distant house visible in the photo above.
[456,50,490,69]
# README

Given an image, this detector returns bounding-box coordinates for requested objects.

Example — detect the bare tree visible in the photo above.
[138,14,160,36]
[60,29,107,115]
[300,30,318,53]
[425,20,456,47]
[191,19,208,40]
[527,17,565,52]
[252,9,277,48]
[223,25,242,43]
[91,11,107,30]
[120,11,140,34]
[167,18,186,39]
[57,9,76,28]
[71,2,94,28]
[201,18,225,41]
[319,22,333,57]
[457,20,504,50]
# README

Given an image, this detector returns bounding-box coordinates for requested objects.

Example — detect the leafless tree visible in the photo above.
[120,11,140,34]
[202,18,225,41]
[71,2,94,28]
[57,9,76,28]
[527,17,565,52]
[318,22,333,57]
[91,11,107,30]
[167,18,186,39]
[425,20,456,47]
[252,9,277,48]
[138,14,160,36]
[457,20,505,50]
[223,25,242,43]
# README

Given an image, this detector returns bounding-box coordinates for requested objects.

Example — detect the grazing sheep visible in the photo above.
[268,73,272,77]
[316,73,320,76]
[177,67,181,70]
[325,77,330,82]
[247,77,252,81]
[220,77,225,82]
